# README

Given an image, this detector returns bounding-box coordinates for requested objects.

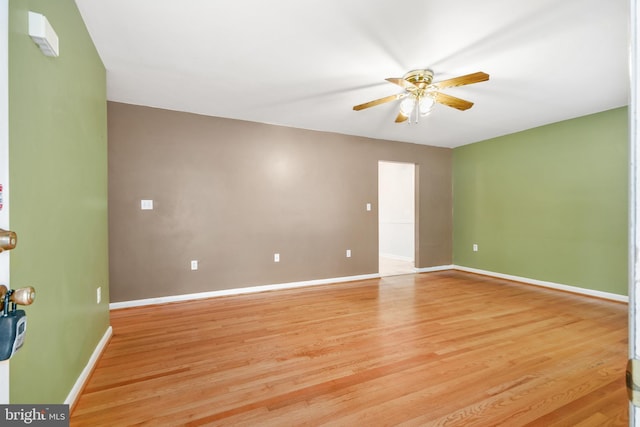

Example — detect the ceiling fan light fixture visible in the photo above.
[419,96,435,116]
[399,96,416,116]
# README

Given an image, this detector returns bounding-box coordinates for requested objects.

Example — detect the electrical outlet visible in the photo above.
[473,244,478,252]
[191,260,198,270]
[274,253,280,262]
[366,203,372,211]
[97,286,101,304]
[140,199,153,210]
[346,249,352,258]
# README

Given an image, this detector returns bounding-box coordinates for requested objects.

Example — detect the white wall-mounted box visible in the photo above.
[28,12,59,57]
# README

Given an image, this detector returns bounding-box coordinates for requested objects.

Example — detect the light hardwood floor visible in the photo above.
[379,256,414,276]
[71,271,628,426]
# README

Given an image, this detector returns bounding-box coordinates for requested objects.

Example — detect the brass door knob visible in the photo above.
[11,287,35,306]
[0,285,36,310]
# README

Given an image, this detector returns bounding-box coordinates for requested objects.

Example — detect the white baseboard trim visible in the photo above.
[65,326,112,408]
[453,265,628,303]
[109,265,626,309]
[110,273,382,310]
[414,264,455,273]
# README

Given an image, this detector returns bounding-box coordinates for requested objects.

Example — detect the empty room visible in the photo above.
[0,0,635,425]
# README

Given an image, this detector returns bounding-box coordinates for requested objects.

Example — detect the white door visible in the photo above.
[0,0,10,403]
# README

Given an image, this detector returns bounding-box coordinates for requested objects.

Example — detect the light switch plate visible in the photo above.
[141,199,153,210]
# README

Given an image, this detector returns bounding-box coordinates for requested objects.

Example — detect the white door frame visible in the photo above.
[630,0,639,423]
[0,0,10,404]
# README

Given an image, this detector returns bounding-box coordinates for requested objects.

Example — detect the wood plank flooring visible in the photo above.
[379,257,414,277]
[71,271,629,426]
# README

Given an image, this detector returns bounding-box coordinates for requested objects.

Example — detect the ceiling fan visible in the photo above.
[353,69,489,123]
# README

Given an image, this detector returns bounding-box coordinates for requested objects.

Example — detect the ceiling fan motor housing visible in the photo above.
[403,69,434,89]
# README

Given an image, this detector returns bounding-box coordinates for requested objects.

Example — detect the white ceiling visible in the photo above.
[74,0,629,148]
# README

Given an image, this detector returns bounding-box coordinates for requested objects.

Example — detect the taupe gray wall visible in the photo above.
[108,102,452,302]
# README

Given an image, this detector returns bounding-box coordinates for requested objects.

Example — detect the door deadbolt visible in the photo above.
[0,229,17,252]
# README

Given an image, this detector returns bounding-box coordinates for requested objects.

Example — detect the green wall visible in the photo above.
[453,107,628,296]
[8,0,109,403]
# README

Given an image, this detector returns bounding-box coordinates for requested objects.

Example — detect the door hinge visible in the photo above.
[627,359,640,406]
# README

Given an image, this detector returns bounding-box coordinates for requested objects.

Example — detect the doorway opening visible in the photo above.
[378,161,416,277]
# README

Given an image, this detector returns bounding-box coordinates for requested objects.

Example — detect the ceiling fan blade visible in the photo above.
[395,111,409,123]
[353,93,405,111]
[385,77,418,90]
[433,92,474,111]
[433,71,489,89]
